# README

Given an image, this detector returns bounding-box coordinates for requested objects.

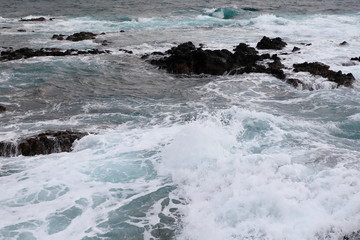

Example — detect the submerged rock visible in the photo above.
[19,17,46,22]
[0,47,109,62]
[66,32,98,41]
[0,105,6,113]
[51,34,66,40]
[0,131,87,157]
[293,62,355,87]
[256,36,287,50]
[52,32,98,41]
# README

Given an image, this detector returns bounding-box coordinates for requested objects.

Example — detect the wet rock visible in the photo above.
[293,62,355,87]
[52,32,100,42]
[292,46,301,52]
[158,213,175,225]
[256,36,287,50]
[17,29,26,32]
[149,41,288,81]
[0,105,6,112]
[19,17,46,22]
[150,228,175,239]
[351,57,360,62]
[340,41,349,46]
[51,34,66,40]
[300,43,312,46]
[151,42,234,75]
[0,47,108,62]
[65,32,98,41]
[0,131,87,157]
[285,78,313,90]
[119,48,133,54]
[101,40,110,46]
[232,43,259,66]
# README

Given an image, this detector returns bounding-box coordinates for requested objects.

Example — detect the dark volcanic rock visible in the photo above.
[52,34,66,40]
[292,47,301,52]
[66,32,98,41]
[351,57,360,62]
[147,39,355,89]
[19,17,46,22]
[0,105,6,113]
[256,36,287,50]
[0,131,87,157]
[0,47,108,62]
[293,62,355,87]
[150,41,283,77]
[152,42,234,75]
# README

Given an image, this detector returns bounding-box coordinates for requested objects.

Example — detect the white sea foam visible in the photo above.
[157,108,360,240]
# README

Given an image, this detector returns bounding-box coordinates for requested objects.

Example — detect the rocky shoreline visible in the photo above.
[0,35,358,157]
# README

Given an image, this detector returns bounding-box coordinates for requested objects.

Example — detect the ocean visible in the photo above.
[1,0,360,239]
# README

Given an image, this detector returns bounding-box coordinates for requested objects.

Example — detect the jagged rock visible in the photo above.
[147,40,355,89]
[293,62,355,87]
[0,105,6,113]
[0,47,109,62]
[19,17,46,22]
[66,32,97,41]
[150,41,283,77]
[232,43,259,66]
[292,47,301,52]
[256,36,287,50]
[0,131,87,157]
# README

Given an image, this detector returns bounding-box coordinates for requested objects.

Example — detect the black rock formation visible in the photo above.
[144,38,355,89]
[0,131,87,157]
[19,17,46,22]
[65,32,98,41]
[293,62,355,87]
[0,47,109,62]
[256,36,287,50]
[149,41,285,79]
[52,32,99,41]
[0,105,6,113]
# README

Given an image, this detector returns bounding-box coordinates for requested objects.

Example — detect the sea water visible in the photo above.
[0,1,360,239]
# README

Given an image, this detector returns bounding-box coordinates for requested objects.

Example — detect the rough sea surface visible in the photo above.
[1,1,360,239]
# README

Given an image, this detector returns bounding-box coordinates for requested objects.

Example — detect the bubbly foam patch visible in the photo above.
[158,108,360,240]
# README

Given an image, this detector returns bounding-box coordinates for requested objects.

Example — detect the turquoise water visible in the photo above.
[1,1,360,239]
